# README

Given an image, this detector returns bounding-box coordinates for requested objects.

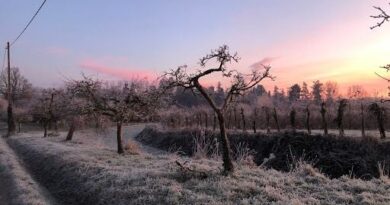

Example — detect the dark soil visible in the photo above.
[136,126,390,179]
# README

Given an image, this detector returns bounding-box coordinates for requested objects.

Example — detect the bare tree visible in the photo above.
[262,106,271,134]
[335,99,348,137]
[347,85,368,137]
[0,67,33,104]
[68,76,161,154]
[164,45,274,174]
[369,102,386,139]
[305,104,311,134]
[272,107,280,132]
[62,91,89,141]
[320,102,328,135]
[324,81,339,104]
[31,89,65,137]
[289,107,296,133]
[252,107,258,133]
[240,107,246,132]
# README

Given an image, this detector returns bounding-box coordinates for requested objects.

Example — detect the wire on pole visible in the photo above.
[10,0,47,46]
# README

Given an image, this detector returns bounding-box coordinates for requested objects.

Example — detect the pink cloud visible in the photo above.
[79,59,158,81]
[250,57,278,69]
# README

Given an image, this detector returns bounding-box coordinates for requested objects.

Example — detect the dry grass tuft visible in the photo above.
[124,140,140,155]
[378,162,390,183]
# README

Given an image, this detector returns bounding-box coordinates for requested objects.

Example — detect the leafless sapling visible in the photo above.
[305,104,311,134]
[369,102,387,139]
[252,107,258,133]
[68,77,160,154]
[272,107,280,132]
[335,99,348,137]
[290,107,296,133]
[164,45,274,174]
[361,102,366,137]
[31,89,64,137]
[240,107,246,132]
[320,102,328,135]
[213,113,217,131]
[262,106,271,134]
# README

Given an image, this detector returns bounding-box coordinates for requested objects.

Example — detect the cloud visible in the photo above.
[79,59,158,81]
[250,57,278,69]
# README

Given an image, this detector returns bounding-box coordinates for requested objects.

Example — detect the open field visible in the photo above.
[0,124,388,204]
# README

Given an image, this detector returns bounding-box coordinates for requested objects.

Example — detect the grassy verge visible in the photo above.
[7,134,390,205]
[0,137,55,205]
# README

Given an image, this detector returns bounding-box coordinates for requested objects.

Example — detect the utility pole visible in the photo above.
[6,42,16,136]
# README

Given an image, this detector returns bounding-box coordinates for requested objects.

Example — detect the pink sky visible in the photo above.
[73,2,390,97]
[80,59,158,82]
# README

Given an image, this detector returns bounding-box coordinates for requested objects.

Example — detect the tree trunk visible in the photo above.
[273,107,280,132]
[338,120,344,137]
[252,108,257,134]
[264,108,271,134]
[234,107,238,130]
[348,103,352,130]
[18,122,21,133]
[361,103,365,138]
[117,122,124,154]
[321,102,328,135]
[213,114,217,131]
[43,122,48,137]
[205,113,208,129]
[216,110,234,174]
[95,116,100,129]
[240,107,246,132]
[227,110,232,129]
[54,121,58,133]
[66,121,76,141]
[306,106,311,134]
[7,99,16,136]
[377,114,386,139]
[290,108,296,133]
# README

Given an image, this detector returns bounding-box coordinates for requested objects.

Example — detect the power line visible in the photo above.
[10,0,47,46]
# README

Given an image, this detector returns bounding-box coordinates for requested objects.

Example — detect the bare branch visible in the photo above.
[371,5,390,29]
[163,45,274,113]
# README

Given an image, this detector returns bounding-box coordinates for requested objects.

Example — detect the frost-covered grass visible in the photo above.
[7,133,390,205]
[0,137,55,205]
